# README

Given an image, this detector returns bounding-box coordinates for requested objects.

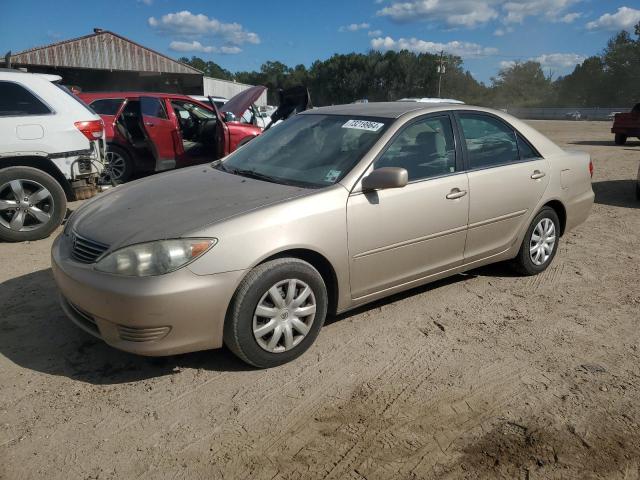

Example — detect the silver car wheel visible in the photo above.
[252,279,317,353]
[0,179,53,232]
[529,218,556,266]
[105,150,126,181]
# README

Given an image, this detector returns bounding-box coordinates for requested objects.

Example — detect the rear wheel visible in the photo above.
[614,134,627,145]
[512,207,560,276]
[224,258,328,368]
[0,167,67,242]
[104,145,134,183]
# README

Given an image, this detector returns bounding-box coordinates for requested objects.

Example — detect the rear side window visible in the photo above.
[458,114,519,169]
[90,98,124,115]
[140,97,168,119]
[0,81,51,116]
[517,134,541,160]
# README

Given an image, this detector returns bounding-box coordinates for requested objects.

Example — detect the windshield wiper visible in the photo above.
[225,167,285,184]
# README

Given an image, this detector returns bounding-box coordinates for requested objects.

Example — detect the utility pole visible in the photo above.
[437,50,446,98]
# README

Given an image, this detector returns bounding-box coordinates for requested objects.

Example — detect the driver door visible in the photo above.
[346,114,469,299]
[139,96,180,172]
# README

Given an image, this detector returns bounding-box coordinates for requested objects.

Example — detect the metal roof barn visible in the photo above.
[7,29,204,94]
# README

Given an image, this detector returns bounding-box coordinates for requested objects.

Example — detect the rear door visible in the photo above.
[456,112,550,262]
[140,96,179,172]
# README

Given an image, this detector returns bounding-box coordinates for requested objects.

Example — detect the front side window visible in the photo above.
[140,97,168,119]
[459,114,519,169]
[0,81,51,116]
[90,98,124,116]
[375,115,456,181]
[220,114,389,188]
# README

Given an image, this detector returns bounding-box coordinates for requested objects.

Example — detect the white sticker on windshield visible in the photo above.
[342,119,384,132]
[324,169,342,183]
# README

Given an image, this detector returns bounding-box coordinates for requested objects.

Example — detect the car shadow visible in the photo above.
[0,269,254,385]
[2,261,527,384]
[592,180,639,209]
[569,140,640,147]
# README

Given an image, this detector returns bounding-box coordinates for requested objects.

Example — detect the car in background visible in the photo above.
[611,103,640,145]
[0,69,105,242]
[188,95,228,110]
[191,95,272,128]
[53,102,594,367]
[565,111,582,121]
[398,98,465,104]
[80,86,309,182]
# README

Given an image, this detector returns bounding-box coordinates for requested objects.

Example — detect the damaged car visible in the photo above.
[79,86,309,182]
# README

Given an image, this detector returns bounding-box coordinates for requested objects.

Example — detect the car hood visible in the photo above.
[70,166,310,250]
[221,85,267,118]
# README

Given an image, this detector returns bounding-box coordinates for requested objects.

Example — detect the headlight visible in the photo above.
[95,238,216,276]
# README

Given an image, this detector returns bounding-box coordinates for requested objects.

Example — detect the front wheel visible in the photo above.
[224,258,328,368]
[0,167,67,242]
[512,207,560,276]
[614,134,627,145]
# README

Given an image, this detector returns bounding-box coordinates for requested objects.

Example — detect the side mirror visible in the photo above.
[224,111,236,123]
[361,167,408,191]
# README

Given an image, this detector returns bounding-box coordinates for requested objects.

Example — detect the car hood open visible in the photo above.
[221,85,267,118]
[69,166,309,250]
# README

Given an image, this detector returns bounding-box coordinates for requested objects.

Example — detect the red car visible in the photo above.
[79,86,309,182]
[612,103,640,145]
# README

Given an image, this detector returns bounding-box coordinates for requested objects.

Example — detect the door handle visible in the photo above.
[144,122,155,127]
[531,170,546,180]
[446,188,467,200]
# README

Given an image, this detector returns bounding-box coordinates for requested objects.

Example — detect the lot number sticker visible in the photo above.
[342,119,385,132]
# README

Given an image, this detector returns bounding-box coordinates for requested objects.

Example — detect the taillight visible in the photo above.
[74,119,104,141]
[589,159,594,178]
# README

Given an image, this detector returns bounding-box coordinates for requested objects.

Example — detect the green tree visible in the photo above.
[177,56,234,80]
[489,61,552,107]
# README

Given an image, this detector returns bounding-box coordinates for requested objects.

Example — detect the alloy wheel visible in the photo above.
[529,218,556,266]
[0,179,53,232]
[105,150,126,182]
[252,279,317,353]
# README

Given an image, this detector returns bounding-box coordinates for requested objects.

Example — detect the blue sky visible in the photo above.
[3,1,640,83]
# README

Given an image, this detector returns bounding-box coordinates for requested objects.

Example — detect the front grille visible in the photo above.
[71,232,109,264]
[117,325,171,343]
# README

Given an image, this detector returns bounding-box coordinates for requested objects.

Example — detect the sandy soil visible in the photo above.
[1,121,639,480]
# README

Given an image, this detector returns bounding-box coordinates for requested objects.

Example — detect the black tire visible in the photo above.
[512,206,560,276]
[614,134,627,145]
[105,144,134,183]
[636,181,640,201]
[224,258,328,368]
[0,166,67,242]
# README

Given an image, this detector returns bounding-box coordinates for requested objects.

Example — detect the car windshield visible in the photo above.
[183,102,216,119]
[219,114,389,188]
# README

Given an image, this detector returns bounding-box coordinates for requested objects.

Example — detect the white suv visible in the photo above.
[0,69,105,242]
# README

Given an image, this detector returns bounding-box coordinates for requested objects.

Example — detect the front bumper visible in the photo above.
[51,234,245,356]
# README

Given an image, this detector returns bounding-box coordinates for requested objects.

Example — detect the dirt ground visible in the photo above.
[1,120,639,480]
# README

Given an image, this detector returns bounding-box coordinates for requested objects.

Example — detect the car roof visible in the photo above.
[398,97,465,104]
[78,91,194,100]
[0,69,62,82]
[302,102,488,119]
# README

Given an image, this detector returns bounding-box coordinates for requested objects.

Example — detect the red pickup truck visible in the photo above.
[612,103,640,145]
